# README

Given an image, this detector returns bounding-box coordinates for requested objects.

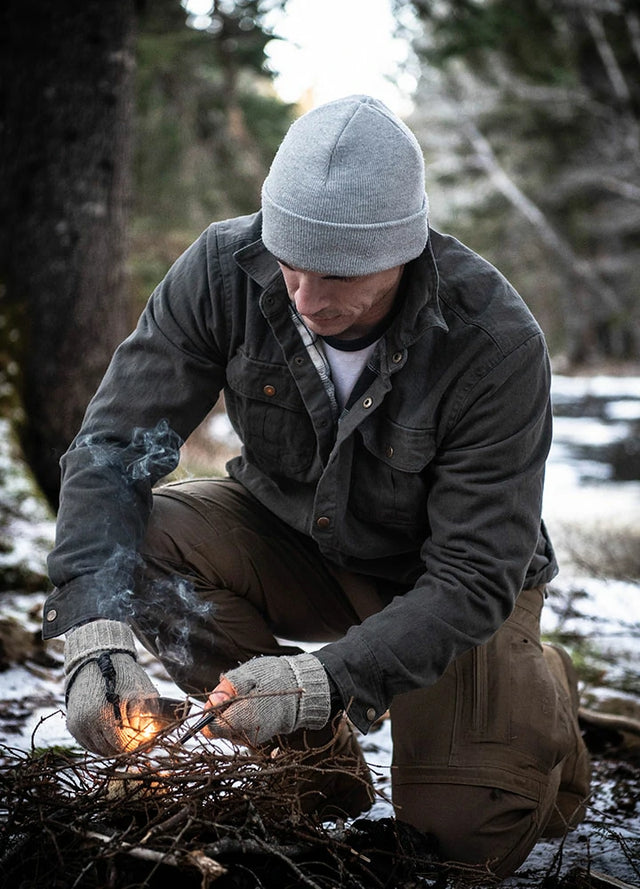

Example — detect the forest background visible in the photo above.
[1,0,639,511]
[0,1,639,884]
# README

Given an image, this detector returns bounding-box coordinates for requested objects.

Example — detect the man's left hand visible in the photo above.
[203,653,331,745]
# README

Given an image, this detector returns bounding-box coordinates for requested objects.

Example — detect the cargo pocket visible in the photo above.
[450,620,566,787]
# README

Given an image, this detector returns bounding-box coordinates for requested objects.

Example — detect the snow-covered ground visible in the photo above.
[544,374,640,533]
[1,374,639,884]
[542,375,640,709]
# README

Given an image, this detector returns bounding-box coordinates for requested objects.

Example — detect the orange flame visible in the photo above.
[120,707,161,751]
[117,696,189,752]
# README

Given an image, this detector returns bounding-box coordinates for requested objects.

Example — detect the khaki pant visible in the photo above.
[132,478,588,877]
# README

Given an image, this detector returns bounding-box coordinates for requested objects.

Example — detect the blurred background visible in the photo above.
[0,0,639,717]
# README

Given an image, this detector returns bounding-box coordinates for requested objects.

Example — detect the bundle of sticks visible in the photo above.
[0,707,447,889]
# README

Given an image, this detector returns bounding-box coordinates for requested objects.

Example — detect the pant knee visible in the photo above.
[393,783,546,878]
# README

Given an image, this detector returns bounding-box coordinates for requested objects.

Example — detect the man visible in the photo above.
[45,95,590,878]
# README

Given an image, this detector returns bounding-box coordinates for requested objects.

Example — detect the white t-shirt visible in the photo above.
[320,337,380,410]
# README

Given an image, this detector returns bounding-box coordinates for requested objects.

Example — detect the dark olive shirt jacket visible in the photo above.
[44,211,558,735]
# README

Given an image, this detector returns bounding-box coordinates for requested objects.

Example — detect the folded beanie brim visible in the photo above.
[261,190,429,276]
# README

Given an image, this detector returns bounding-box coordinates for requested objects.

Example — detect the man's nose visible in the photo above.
[293,275,327,314]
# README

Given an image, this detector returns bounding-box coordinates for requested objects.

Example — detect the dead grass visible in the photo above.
[556,523,640,582]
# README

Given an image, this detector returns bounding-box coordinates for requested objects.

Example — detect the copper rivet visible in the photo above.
[316,516,330,529]
[366,707,376,721]
[362,397,373,409]
[263,385,276,397]
[46,609,57,622]
[386,446,394,458]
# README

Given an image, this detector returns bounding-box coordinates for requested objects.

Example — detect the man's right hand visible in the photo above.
[64,619,159,756]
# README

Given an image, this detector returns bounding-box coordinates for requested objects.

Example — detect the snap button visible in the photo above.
[392,351,403,363]
[316,516,331,529]
[385,445,394,458]
[366,707,376,722]
[362,397,373,409]
[46,609,57,622]
[263,384,276,397]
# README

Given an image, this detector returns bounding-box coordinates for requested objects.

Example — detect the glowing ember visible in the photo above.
[120,696,191,751]
[121,710,161,750]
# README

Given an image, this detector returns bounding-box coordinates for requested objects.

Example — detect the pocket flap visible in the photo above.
[227,351,305,412]
[359,417,436,472]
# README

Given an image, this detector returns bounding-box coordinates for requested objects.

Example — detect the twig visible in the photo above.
[140,805,191,844]
[83,829,227,878]
[574,868,640,889]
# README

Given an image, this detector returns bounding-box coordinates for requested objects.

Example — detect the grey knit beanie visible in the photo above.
[261,95,429,276]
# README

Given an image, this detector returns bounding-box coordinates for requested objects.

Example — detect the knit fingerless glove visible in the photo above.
[64,619,158,756]
[211,653,331,745]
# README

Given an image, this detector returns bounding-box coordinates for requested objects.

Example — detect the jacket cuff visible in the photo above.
[42,578,133,639]
[315,643,383,735]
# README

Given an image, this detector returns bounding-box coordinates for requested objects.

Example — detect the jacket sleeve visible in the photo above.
[44,228,229,638]
[316,332,554,732]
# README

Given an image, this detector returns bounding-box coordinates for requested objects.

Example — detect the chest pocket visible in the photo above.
[350,416,436,527]
[225,351,318,477]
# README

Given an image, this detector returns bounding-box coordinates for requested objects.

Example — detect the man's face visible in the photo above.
[278,261,404,341]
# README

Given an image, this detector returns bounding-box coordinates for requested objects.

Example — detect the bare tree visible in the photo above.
[403,0,640,366]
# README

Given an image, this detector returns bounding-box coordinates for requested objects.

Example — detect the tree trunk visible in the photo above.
[0,0,136,508]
